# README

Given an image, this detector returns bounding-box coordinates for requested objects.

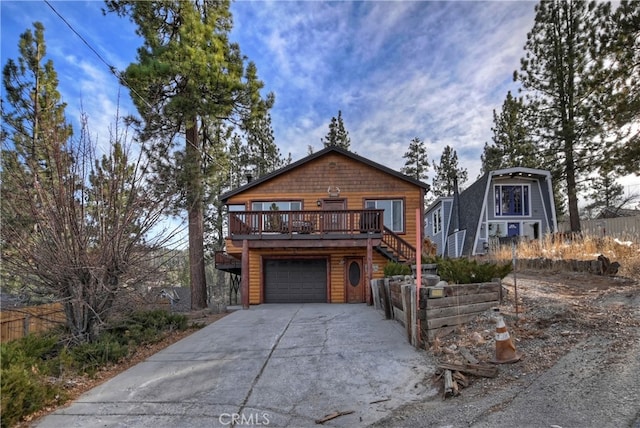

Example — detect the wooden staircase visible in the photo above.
[376,227,416,264]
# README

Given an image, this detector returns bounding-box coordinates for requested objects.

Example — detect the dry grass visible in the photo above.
[489,234,640,279]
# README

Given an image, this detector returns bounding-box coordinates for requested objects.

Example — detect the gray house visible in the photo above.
[425,167,558,257]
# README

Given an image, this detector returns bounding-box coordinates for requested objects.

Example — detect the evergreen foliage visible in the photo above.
[582,165,627,218]
[0,310,189,426]
[401,137,429,181]
[514,0,640,231]
[383,262,412,277]
[321,110,351,149]
[427,257,513,284]
[105,0,277,308]
[431,145,468,198]
[2,22,176,341]
[480,91,540,176]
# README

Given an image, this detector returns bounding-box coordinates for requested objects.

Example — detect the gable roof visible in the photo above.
[220,145,430,202]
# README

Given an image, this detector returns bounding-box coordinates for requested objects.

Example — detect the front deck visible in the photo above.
[217,209,416,269]
[228,209,384,240]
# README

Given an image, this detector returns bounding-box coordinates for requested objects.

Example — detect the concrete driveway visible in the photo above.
[37,304,437,427]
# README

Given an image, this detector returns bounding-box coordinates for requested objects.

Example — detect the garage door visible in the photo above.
[264,259,327,303]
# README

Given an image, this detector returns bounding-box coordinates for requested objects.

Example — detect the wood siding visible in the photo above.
[226,153,422,237]
[223,151,425,304]
[243,247,389,304]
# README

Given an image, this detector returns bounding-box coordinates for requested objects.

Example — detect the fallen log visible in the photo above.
[437,362,498,378]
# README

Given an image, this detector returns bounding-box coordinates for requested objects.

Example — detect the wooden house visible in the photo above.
[216,146,429,306]
[425,167,558,257]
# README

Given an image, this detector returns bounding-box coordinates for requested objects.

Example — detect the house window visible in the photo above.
[488,222,507,237]
[495,185,530,216]
[228,204,245,212]
[432,208,442,235]
[365,199,403,232]
[251,201,302,211]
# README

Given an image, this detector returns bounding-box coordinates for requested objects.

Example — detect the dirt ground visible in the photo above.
[373,269,640,427]
[430,270,640,381]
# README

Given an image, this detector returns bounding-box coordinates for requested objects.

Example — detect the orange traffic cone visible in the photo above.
[491,313,522,364]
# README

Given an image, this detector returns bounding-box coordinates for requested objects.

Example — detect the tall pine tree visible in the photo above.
[400,137,429,181]
[106,0,273,309]
[514,0,634,232]
[1,22,73,263]
[480,91,539,176]
[321,110,351,149]
[431,145,467,198]
[596,1,640,175]
[583,165,625,219]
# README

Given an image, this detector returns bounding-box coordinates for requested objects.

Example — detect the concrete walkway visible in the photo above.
[37,304,437,427]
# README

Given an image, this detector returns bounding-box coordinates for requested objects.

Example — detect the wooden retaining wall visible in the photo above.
[515,258,602,274]
[0,303,65,343]
[371,277,501,347]
[419,282,500,341]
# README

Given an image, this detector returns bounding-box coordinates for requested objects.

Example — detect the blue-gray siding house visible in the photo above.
[425,167,558,257]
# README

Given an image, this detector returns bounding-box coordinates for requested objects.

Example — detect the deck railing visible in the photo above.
[381,226,416,262]
[228,209,384,237]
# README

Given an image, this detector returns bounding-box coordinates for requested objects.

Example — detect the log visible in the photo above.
[315,410,355,424]
[459,347,479,364]
[438,362,498,378]
[443,369,454,399]
[453,371,469,388]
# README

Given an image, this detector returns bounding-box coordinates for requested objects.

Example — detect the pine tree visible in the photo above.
[321,110,351,149]
[1,22,73,268]
[583,165,625,219]
[514,0,631,232]
[400,137,429,181]
[480,91,539,175]
[2,23,172,341]
[596,1,640,175]
[106,0,273,309]
[431,145,468,198]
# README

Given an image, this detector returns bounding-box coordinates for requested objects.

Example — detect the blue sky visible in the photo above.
[2,0,639,198]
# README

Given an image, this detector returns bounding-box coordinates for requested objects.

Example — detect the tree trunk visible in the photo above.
[186,121,207,309]
[566,154,581,233]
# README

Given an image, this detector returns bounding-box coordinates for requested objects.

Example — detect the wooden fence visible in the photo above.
[0,303,65,343]
[558,216,640,242]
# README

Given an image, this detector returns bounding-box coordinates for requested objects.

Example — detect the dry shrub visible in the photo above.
[490,234,640,278]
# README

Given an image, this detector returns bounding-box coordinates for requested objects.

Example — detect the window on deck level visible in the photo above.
[365,199,403,232]
[495,185,530,216]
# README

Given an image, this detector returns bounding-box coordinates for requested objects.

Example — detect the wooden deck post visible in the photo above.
[241,239,249,309]
[366,237,373,304]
